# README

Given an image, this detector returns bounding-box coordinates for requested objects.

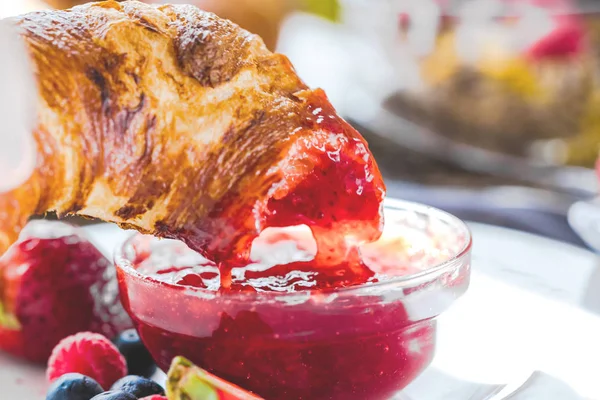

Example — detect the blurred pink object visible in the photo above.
[0,21,36,193]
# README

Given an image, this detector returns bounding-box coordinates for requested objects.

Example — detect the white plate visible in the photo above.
[2,223,600,399]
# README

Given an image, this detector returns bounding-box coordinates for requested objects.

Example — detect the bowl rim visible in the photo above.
[114,198,472,300]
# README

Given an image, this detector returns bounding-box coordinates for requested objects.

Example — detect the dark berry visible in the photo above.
[114,329,156,377]
[111,375,164,398]
[90,391,137,400]
[46,373,103,400]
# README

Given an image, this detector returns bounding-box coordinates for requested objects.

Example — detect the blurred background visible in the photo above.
[4,0,600,247]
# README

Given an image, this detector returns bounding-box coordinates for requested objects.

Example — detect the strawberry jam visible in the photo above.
[116,202,471,400]
[165,89,385,291]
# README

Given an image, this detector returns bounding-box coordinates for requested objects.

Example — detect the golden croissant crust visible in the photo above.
[0,1,385,264]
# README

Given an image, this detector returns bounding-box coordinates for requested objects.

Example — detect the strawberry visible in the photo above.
[0,220,132,362]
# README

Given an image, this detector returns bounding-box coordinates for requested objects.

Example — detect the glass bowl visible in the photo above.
[115,199,472,400]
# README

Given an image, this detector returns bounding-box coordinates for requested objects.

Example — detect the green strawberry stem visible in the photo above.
[166,356,263,400]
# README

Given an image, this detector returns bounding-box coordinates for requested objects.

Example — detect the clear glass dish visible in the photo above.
[115,199,472,400]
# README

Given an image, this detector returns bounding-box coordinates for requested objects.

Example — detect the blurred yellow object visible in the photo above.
[566,90,600,165]
[304,0,339,22]
[477,56,542,101]
[422,31,542,100]
[40,0,69,8]
[421,33,461,86]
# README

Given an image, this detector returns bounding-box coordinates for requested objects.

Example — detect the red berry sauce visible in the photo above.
[169,90,385,292]
[117,214,470,400]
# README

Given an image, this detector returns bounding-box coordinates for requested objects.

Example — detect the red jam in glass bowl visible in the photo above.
[115,199,471,400]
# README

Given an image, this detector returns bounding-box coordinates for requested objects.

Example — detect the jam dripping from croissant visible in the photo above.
[260,145,384,289]
[199,93,385,291]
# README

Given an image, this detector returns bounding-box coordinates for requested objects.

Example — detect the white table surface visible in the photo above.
[404,223,600,400]
[2,222,600,399]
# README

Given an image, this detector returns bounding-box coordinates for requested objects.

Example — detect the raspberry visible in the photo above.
[47,332,127,389]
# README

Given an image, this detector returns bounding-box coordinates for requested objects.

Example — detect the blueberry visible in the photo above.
[90,391,137,400]
[111,375,165,398]
[46,373,103,400]
[114,329,156,377]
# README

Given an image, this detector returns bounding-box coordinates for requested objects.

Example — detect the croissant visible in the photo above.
[1,1,385,267]
[42,0,287,51]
